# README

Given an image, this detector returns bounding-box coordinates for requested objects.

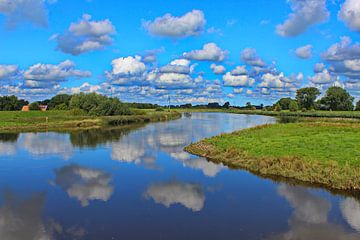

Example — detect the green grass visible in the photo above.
[208,123,360,166]
[0,110,181,131]
[185,121,360,190]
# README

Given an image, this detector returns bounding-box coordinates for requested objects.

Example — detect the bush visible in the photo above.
[301,108,307,112]
[155,107,164,112]
[274,104,282,112]
[69,93,131,116]
[0,95,28,111]
[29,102,40,111]
[289,101,299,112]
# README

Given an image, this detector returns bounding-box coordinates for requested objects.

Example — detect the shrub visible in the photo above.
[69,93,131,116]
[29,102,40,111]
[274,104,282,112]
[289,101,299,112]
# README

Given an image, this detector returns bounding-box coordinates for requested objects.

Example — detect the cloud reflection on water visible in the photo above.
[267,184,360,240]
[54,164,114,207]
[144,180,205,212]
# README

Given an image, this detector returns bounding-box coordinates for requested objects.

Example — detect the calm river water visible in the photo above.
[0,112,359,240]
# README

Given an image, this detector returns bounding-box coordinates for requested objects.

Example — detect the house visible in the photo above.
[39,105,48,111]
[21,105,29,111]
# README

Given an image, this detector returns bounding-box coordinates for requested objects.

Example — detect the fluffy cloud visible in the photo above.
[321,37,360,81]
[23,60,91,88]
[276,0,329,37]
[54,164,114,207]
[144,10,205,38]
[0,0,48,29]
[322,36,360,61]
[53,14,116,55]
[308,69,333,84]
[144,180,205,211]
[223,72,255,87]
[295,44,313,59]
[339,0,360,32]
[231,66,247,75]
[106,56,147,86]
[241,48,266,67]
[0,65,18,80]
[183,43,227,61]
[314,63,326,73]
[210,64,225,74]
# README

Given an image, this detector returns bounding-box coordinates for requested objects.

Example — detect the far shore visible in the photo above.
[0,110,181,132]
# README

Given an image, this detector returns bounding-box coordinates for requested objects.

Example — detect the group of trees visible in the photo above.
[0,96,28,111]
[0,93,131,116]
[69,93,131,116]
[274,86,358,112]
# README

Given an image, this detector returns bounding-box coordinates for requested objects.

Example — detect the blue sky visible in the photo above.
[0,0,359,105]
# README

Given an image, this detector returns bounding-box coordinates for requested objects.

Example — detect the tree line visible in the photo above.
[274,86,359,112]
[0,93,132,116]
[0,86,359,114]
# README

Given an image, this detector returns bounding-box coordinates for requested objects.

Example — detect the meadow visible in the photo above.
[185,119,360,190]
[0,110,181,132]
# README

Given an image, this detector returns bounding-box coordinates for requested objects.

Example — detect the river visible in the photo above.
[0,112,359,239]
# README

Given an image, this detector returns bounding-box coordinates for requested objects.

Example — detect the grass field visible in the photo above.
[185,121,360,190]
[0,110,181,132]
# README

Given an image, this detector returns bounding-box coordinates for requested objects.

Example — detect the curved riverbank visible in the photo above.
[180,108,360,119]
[0,110,181,132]
[185,121,360,191]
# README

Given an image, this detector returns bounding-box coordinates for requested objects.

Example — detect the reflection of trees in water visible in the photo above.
[267,184,360,240]
[0,133,19,142]
[144,180,205,212]
[69,126,140,148]
[0,190,86,240]
[54,164,114,207]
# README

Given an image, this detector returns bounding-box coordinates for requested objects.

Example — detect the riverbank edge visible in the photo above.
[179,108,360,119]
[0,111,182,132]
[184,123,360,191]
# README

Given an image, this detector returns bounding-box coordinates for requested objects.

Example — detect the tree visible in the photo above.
[48,94,72,110]
[296,87,320,110]
[29,102,40,110]
[319,86,354,111]
[289,101,299,112]
[223,102,230,109]
[356,100,360,111]
[69,93,131,116]
[207,102,220,108]
[246,102,252,109]
[274,103,282,112]
[0,95,28,111]
[275,98,297,110]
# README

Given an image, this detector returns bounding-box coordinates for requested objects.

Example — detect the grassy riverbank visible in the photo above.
[0,110,181,132]
[180,108,360,119]
[185,120,360,190]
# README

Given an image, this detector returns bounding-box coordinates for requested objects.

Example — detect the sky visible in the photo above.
[0,0,359,106]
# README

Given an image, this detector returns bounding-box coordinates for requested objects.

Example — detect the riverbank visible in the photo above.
[185,120,360,190]
[179,108,360,119]
[0,110,181,132]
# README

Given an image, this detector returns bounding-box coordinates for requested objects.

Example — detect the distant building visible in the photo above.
[39,105,48,111]
[22,105,29,111]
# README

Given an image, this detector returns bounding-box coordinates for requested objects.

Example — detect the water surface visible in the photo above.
[0,112,359,239]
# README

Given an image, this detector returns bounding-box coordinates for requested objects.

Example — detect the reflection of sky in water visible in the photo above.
[0,113,359,239]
